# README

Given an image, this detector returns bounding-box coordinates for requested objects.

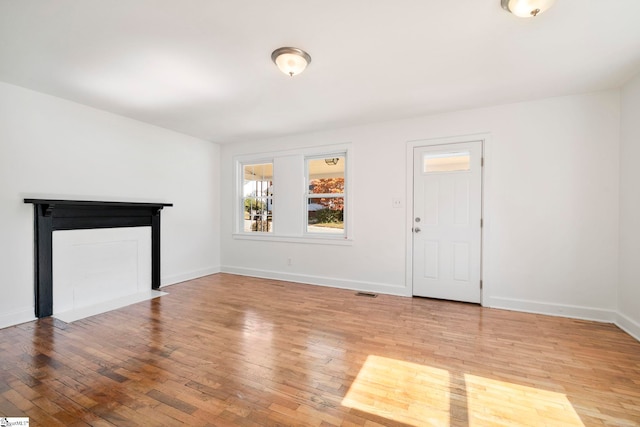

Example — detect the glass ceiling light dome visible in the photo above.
[271,47,312,77]
[501,0,556,17]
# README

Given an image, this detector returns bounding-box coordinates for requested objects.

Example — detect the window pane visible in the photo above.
[243,163,273,196]
[307,197,344,234]
[243,163,273,233]
[423,152,470,173]
[307,155,345,235]
[244,198,272,232]
[308,157,344,194]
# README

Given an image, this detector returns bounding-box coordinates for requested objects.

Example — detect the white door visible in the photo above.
[412,141,482,303]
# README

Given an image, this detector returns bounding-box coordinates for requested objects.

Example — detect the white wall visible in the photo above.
[619,72,640,339]
[221,90,621,321]
[0,81,220,329]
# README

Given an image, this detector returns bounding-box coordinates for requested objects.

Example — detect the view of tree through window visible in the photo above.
[243,163,273,233]
[307,156,345,234]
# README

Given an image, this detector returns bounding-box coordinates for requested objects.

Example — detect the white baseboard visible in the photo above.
[482,296,617,323]
[221,265,410,297]
[0,308,36,330]
[161,266,221,287]
[615,311,640,342]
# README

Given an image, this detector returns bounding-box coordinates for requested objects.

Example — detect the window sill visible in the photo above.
[232,233,353,246]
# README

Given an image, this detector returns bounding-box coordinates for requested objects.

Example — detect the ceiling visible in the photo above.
[1,1,639,144]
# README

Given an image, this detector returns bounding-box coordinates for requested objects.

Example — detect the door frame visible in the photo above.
[405,133,491,305]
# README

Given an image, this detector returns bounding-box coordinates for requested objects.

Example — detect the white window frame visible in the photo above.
[238,158,274,235]
[233,144,353,245]
[304,153,347,238]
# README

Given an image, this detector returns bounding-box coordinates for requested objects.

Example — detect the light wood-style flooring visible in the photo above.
[0,273,639,426]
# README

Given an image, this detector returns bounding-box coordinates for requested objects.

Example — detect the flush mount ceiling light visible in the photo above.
[324,158,339,166]
[271,47,312,77]
[501,0,556,17]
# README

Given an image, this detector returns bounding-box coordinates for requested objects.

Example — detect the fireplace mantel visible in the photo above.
[24,199,172,318]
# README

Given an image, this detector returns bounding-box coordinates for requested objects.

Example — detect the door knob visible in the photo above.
[414,227,421,233]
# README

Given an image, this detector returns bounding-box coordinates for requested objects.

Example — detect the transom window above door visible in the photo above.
[423,151,471,173]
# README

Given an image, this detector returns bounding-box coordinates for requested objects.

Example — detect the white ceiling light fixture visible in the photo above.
[501,0,556,17]
[271,47,311,77]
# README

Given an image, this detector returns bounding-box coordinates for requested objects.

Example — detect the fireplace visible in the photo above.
[24,199,172,318]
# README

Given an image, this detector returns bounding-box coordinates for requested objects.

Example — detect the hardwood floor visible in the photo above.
[1,273,639,426]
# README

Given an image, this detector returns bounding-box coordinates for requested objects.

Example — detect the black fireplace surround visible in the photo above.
[24,199,172,318]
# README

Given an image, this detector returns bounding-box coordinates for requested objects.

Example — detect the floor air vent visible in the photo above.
[355,292,378,298]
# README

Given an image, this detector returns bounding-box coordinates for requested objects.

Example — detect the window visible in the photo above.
[423,151,470,173]
[242,162,273,233]
[235,144,351,243]
[306,155,345,235]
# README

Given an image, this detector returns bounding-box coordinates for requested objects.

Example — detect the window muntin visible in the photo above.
[242,162,273,233]
[423,151,470,173]
[306,156,345,235]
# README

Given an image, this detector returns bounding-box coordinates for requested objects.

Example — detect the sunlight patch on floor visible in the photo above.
[341,355,451,426]
[342,355,585,427]
[465,373,584,426]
